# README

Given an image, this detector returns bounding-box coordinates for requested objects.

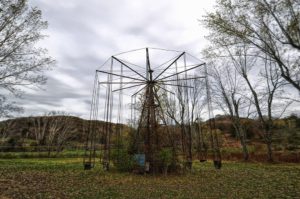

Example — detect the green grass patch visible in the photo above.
[0,158,299,198]
[0,150,88,159]
[221,145,256,154]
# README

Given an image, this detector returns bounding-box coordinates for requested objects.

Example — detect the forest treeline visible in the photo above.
[0,113,299,162]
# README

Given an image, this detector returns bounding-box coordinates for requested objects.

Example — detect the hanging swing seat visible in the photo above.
[84,162,93,170]
[213,160,222,169]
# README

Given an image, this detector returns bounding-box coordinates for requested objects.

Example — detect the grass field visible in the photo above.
[0,158,299,199]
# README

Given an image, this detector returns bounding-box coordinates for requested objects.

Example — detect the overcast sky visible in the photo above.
[17,0,216,119]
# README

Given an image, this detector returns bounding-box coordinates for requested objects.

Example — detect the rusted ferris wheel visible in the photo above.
[83,47,221,173]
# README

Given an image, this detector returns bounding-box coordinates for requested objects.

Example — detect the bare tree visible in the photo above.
[171,78,192,168]
[31,116,48,146]
[0,95,23,118]
[189,76,208,161]
[190,76,206,126]
[43,112,75,156]
[47,112,75,156]
[202,0,300,92]
[0,0,54,117]
[204,52,251,160]
[0,119,14,143]
[160,73,206,169]
[30,111,75,156]
[222,44,288,161]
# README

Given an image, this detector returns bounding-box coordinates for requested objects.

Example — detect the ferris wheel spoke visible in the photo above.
[112,56,148,80]
[132,85,147,97]
[157,76,205,83]
[154,52,185,81]
[151,54,182,71]
[96,70,146,82]
[157,63,205,81]
[160,82,194,89]
[112,83,145,92]
[98,81,145,84]
[155,84,175,95]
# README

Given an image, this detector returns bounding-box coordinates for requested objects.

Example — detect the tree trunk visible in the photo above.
[233,125,249,161]
[186,125,193,170]
[240,133,249,161]
[47,146,51,158]
[265,130,273,162]
[267,142,273,162]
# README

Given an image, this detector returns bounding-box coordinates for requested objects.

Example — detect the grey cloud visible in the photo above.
[17,0,216,119]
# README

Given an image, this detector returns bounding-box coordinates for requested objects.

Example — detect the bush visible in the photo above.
[111,148,134,172]
[158,148,173,174]
[0,137,24,152]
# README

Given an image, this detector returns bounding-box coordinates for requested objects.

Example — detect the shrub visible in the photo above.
[158,148,173,175]
[111,148,134,172]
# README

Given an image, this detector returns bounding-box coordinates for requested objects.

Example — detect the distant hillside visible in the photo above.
[0,115,131,149]
[1,114,299,143]
[1,114,299,160]
[1,116,96,142]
